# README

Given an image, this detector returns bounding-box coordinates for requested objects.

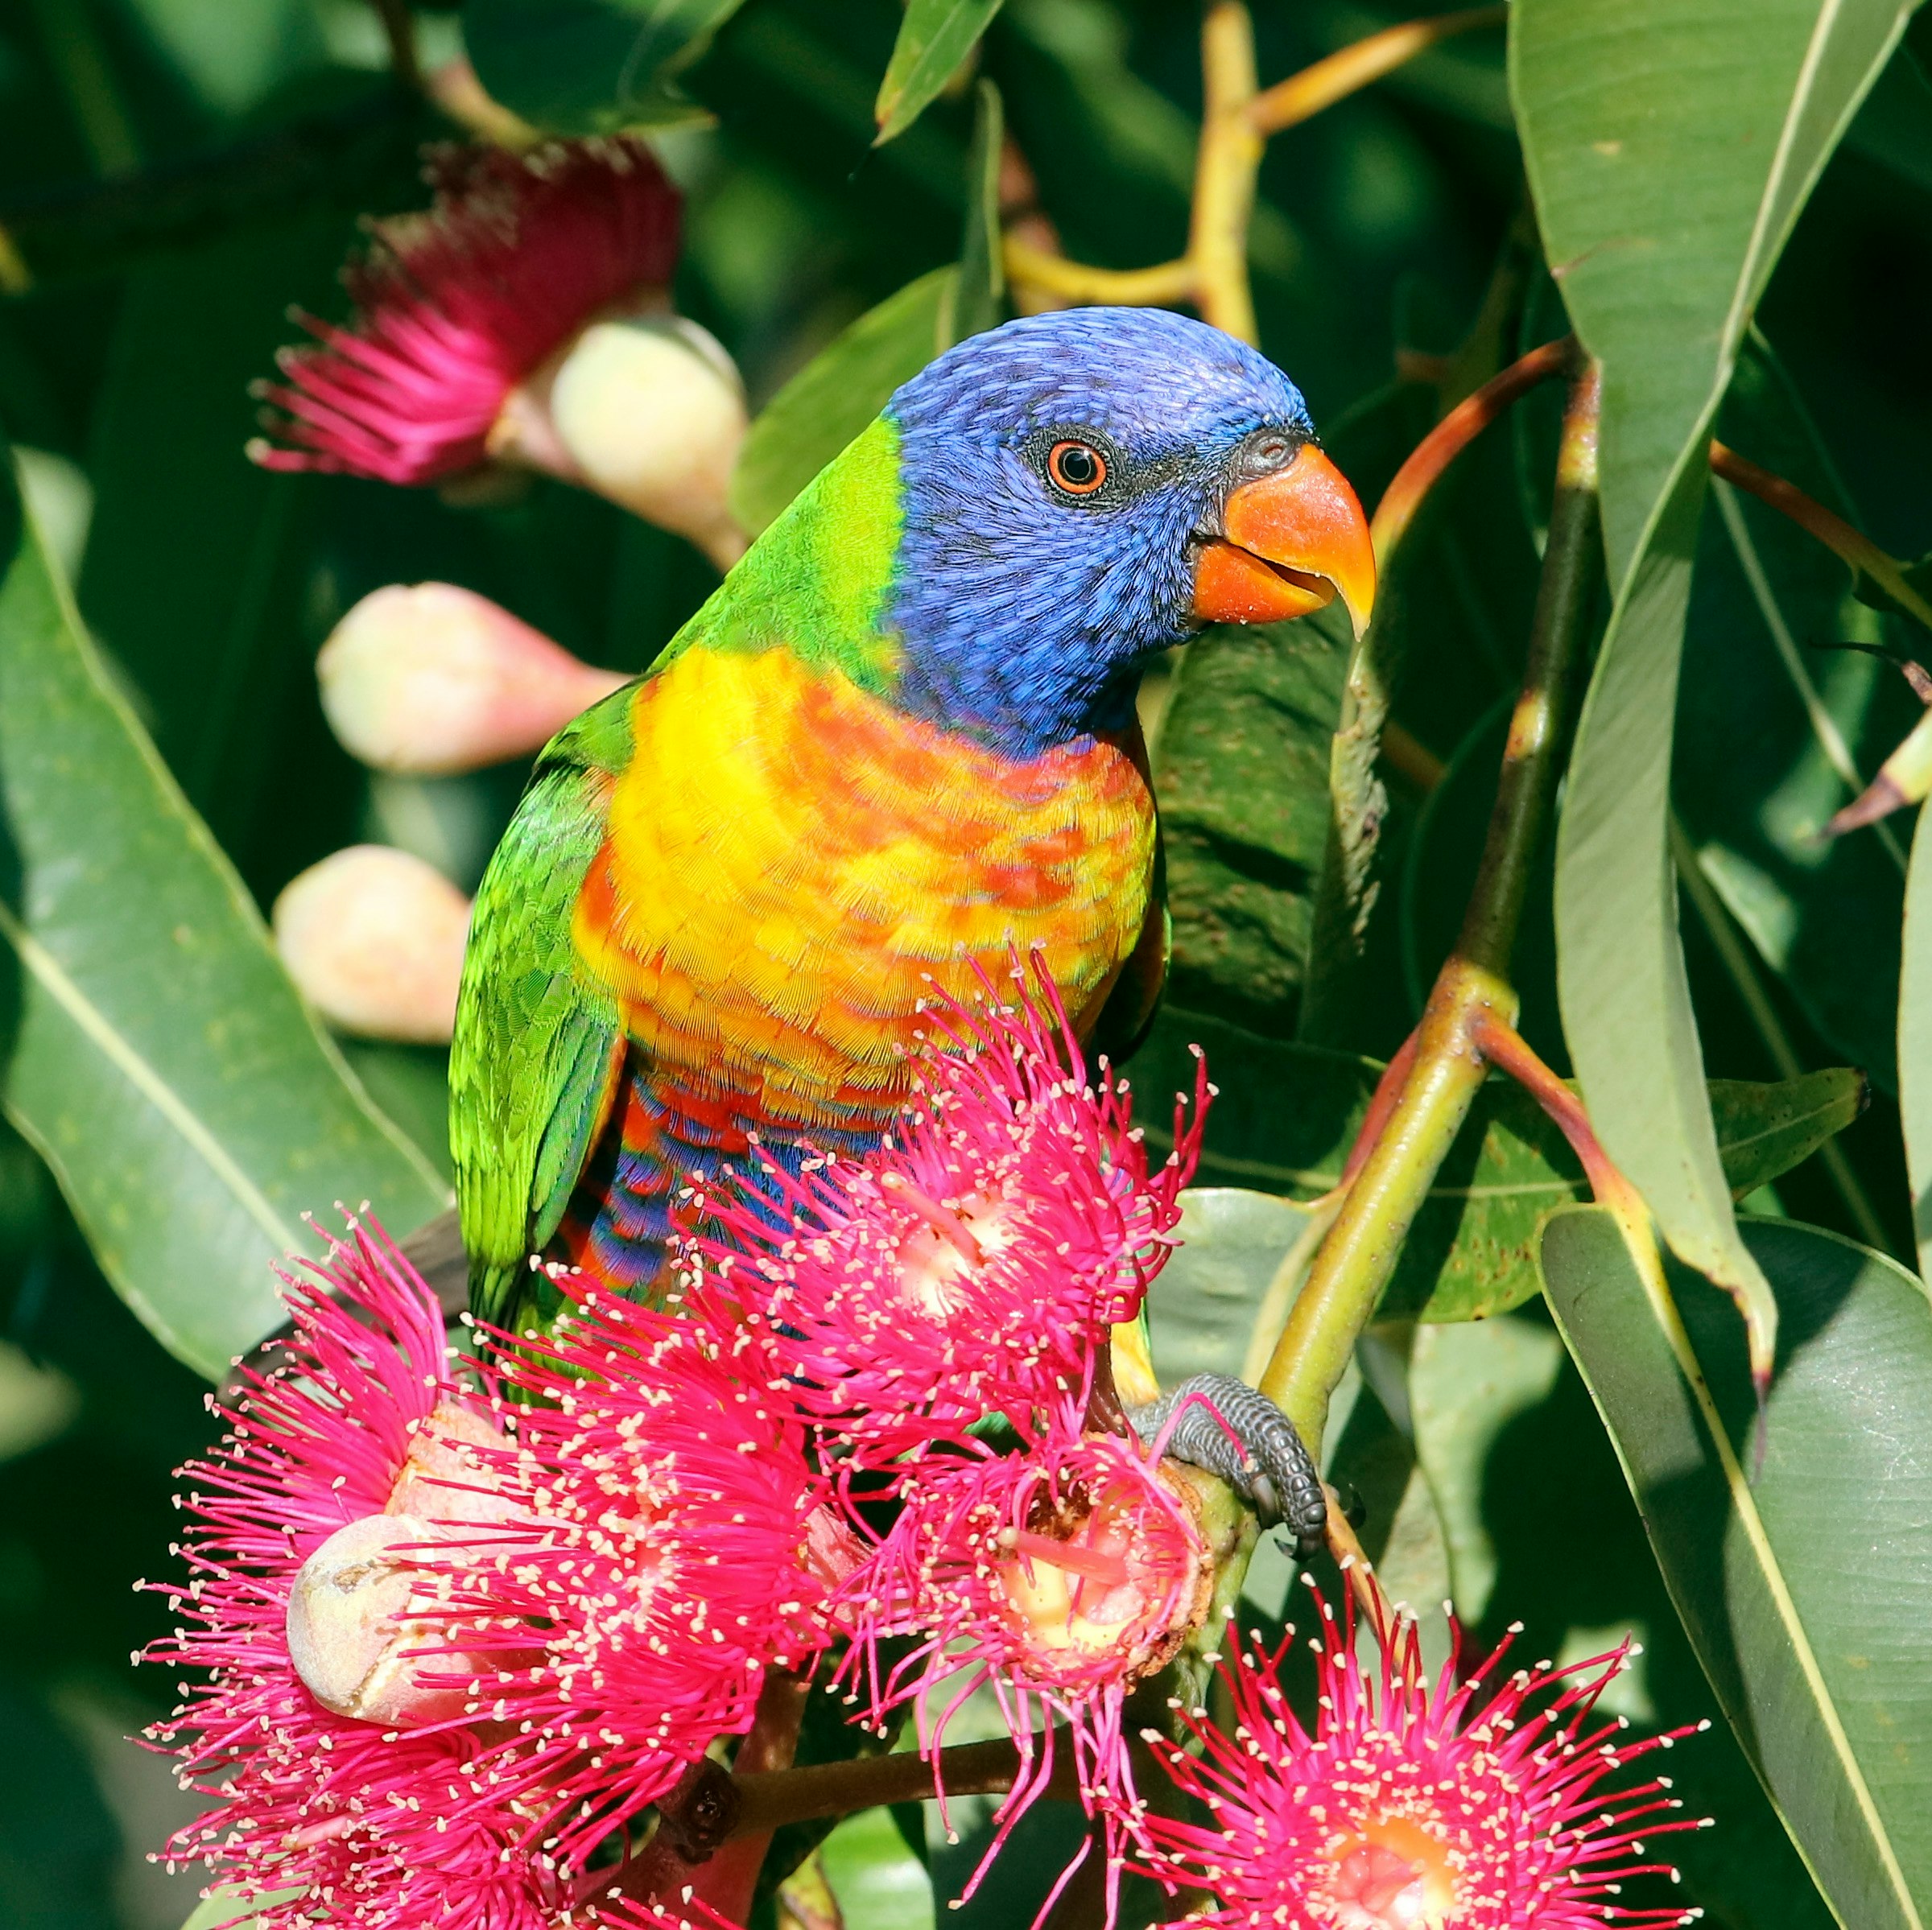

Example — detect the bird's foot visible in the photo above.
[1128,1373,1327,1557]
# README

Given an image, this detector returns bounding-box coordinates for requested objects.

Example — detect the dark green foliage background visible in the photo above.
[0,2,1929,1925]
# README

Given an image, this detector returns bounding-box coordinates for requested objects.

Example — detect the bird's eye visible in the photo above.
[1046,440,1108,496]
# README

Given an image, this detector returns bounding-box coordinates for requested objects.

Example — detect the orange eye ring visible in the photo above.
[1046,440,1108,496]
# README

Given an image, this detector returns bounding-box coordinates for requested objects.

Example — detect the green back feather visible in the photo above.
[450,687,632,1326]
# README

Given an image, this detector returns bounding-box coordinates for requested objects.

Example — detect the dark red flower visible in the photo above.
[253,138,679,487]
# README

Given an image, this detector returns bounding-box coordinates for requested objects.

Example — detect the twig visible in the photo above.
[1190,2,1263,341]
[1710,440,1932,634]
[366,0,423,93]
[1323,1486,1398,1628]
[1373,339,1575,559]
[1000,240,1194,307]
[1468,1014,1635,1211]
[1001,6,1498,341]
[1455,363,1600,974]
[1248,6,1506,135]
[1381,721,1447,791]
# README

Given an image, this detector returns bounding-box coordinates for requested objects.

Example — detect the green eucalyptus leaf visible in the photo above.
[1155,606,1356,1036]
[1132,1007,1863,1321]
[0,447,449,1381]
[1678,335,1918,1090]
[818,1806,935,1930]
[1852,551,1932,625]
[952,80,1006,341]
[1408,1313,1568,1623]
[179,1892,299,1930]
[464,0,745,135]
[729,268,956,537]
[1518,0,1913,1369]
[1539,1210,1932,1926]
[1147,1186,1314,1384]
[1901,811,1932,1280]
[875,0,1006,145]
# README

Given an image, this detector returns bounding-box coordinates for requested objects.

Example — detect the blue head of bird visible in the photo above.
[879,306,1377,757]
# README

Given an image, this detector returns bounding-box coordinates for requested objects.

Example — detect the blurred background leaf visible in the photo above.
[0,447,447,1379]
[876,0,1005,143]
[466,0,749,134]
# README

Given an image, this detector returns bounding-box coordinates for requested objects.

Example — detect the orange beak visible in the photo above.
[1191,445,1377,637]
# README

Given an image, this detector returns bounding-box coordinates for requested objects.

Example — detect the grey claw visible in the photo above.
[1128,1372,1327,1557]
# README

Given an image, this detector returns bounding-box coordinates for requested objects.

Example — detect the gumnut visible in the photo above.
[272,844,469,1043]
[385,1398,520,1528]
[284,1513,485,1728]
[318,583,627,774]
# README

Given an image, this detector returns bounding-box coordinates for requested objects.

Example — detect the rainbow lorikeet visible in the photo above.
[450,307,1372,1520]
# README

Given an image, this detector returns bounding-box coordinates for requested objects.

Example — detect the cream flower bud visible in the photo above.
[319,584,627,775]
[509,314,749,571]
[285,1514,478,1727]
[386,1399,518,1527]
[272,845,469,1044]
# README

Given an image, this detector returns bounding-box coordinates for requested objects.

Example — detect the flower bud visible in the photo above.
[319,583,627,774]
[285,1513,479,1727]
[508,314,749,571]
[386,1399,518,1527]
[272,845,469,1044]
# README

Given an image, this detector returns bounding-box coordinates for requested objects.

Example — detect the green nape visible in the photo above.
[663,414,905,693]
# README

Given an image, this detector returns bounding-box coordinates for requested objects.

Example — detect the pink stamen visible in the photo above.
[879,1171,985,1265]
[1010,1527,1130,1590]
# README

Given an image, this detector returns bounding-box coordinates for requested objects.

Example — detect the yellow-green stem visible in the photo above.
[1258,959,1510,1444]
[1259,364,1604,1453]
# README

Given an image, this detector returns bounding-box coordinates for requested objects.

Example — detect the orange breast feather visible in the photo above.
[572,646,1156,1136]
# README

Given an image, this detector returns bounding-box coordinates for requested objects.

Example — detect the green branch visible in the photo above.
[1259,362,1604,1453]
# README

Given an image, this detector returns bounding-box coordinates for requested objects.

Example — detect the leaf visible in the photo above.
[464,0,746,135]
[817,1805,935,1930]
[180,1891,299,1930]
[1678,334,1918,1088]
[875,0,1006,145]
[1147,1186,1315,1385]
[1901,810,1932,1280]
[77,219,348,866]
[729,267,956,538]
[1407,1314,1568,1623]
[1517,0,1915,1376]
[0,447,449,1381]
[0,1677,121,1930]
[952,80,1006,342]
[1539,1209,1932,1927]
[1154,607,1356,1035]
[1132,1006,1864,1322]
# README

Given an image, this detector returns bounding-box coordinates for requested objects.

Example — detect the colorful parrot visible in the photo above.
[449,307,1373,1517]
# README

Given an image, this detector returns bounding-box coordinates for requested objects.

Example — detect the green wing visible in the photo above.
[449,694,632,1328]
